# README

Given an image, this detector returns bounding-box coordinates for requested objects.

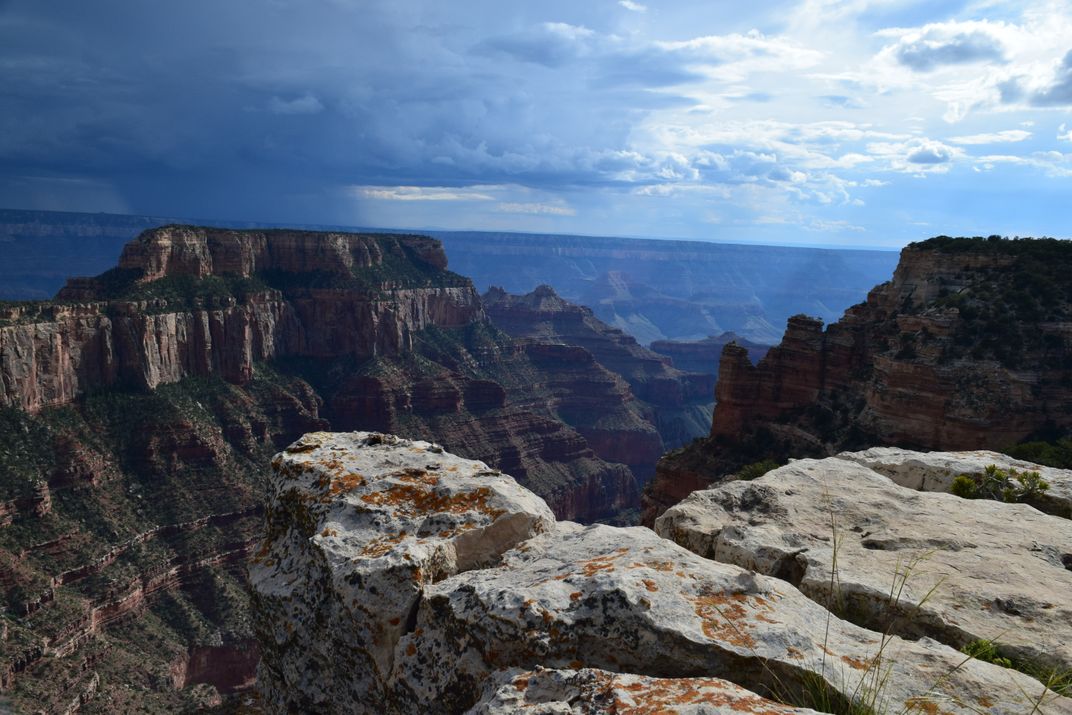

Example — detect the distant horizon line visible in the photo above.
[0,204,983,253]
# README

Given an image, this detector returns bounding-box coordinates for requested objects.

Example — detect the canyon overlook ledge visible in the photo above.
[250,432,1071,714]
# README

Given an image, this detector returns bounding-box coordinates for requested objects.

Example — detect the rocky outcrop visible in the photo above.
[252,433,1070,714]
[656,455,1072,675]
[2,226,480,413]
[645,237,1072,522]
[106,225,449,281]
[650,332,770,378]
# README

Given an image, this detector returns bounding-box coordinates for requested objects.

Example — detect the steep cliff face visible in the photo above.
[2,226,478,412]
[0,227,643,711]
[644,236,1072,523]
[484,285,715,460]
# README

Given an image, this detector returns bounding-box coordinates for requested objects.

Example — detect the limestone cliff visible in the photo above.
[645,236,1072,522]
[251,432,1072,714]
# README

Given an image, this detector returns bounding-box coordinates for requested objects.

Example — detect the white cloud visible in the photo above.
[354,185,497,201]
[877,21,1009,72]
[866,138,963,173]
[618,0,647,12]
[949,129,1032,144]
[497,201,576,216]
[1059,123,1072,142]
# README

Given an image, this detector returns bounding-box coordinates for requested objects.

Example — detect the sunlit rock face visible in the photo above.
[251,432,1072,715]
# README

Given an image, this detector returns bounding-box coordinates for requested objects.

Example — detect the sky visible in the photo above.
[2,0,1072,248]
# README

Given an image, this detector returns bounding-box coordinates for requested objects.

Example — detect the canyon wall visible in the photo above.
[645,236,1072,522]
[483,285,716,466]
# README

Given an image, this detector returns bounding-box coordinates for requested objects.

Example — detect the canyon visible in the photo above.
[0,226,703,712]
[645,236,1072,523]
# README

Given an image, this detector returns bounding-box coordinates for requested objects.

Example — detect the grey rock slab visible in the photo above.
[249,431,555,714]
[466,667,822,714]
[396,521,1067,715]
[656,457,1072,676]
[838,446,1072,518]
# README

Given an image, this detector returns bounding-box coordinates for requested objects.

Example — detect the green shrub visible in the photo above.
[961,638,1071,696]
[961,639,1013,669]
[737,459,782,481]
[950,464,1049,503]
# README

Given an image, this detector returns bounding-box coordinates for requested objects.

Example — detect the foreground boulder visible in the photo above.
[249,432,556,712]
[252,433,1072,714]
[656,456,1072,675]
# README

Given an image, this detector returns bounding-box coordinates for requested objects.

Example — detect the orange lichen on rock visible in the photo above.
[689,591,771,650]
[840,654,870,671]
[591,672,806,715]
[359,483,505,520]
[360,532,407,558]
[327,472,366,495]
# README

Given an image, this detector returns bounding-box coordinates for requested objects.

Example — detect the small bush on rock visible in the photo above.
[736,459,782,481]
[950,464,1049,503]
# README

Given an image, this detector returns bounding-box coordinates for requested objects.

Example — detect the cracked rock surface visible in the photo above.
[656,456,1072,676]
[252,434,1072,714]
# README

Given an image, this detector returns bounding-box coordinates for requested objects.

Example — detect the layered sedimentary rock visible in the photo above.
[252,433,1070,714]
[484,285,716,465]
[646,237,1072,522]
[656,456,1072,674]
[2,226,479,412]
[0,367,327,713]
[435,229,898,345]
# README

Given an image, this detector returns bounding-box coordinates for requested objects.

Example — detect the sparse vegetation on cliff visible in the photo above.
[949,464,1050,503]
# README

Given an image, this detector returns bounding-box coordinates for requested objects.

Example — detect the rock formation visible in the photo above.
[656,456,1072,675]
[483,285,716,464]
[252,432,1072,714]
[645,236,1072,523]
[0,227,648,711]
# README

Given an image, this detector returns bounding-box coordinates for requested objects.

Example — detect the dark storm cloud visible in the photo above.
[0,0,718,221]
